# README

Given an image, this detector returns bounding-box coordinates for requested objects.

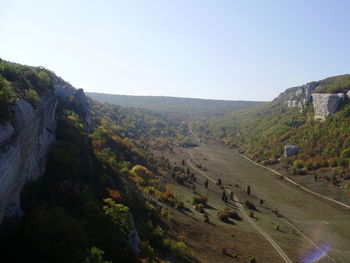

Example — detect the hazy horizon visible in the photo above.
[86,91,268,102]
[1,0,350,101]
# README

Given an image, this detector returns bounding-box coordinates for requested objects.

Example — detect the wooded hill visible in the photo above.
[87,92,264,117]
[191,74,350,180]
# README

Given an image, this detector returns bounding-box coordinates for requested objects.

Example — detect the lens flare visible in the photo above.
[301,244,331,263]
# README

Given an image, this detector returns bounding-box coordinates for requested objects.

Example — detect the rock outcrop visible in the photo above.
[0,91,57,221]
[311,93,344,120]
[284,82,318,109]
[129,213,141,254]
[284,145,299,157]
[0,74,92,222]
[52,75,92,131]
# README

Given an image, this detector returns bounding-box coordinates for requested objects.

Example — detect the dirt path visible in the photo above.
[188,149,293,263]
[238,153,350,210]
[189,125,350,210]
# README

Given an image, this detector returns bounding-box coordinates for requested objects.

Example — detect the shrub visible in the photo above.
[140,241,157,262]
[221,247,227,255]
[338,159,349,168]
[229,191,234,200]
[203,213,209,223]
[0,78,16,104]
[103,198,130,235]
[162,238,192,258]
[293,160,304,169]
[131,165,153,181]
[340,148,350,159]
[328,158,337,167]
[0,79,16,118]
[249,211,254,218]
[25,88,39,106]
[194,204,204,213]
[246,185,251,195]
[217,209,229,222]
[244,200,256,210]
[217,207,238,222]
[192,195,208,205]
[204,179,209,188]
[160,207,172,219]
[84,247,111,263]
[228,210,241,220]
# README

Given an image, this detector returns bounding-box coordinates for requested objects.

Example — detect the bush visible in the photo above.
[221,247,227,255]
[293,160,304,169]
[244,200,256,210]
[217,207,239,222]
[340,148,350,159]
[84,247,111,263]
[194,204,204,213]
[338,158,349,168]
[203,213,210,223]
[217,209,229,222]
[246,185,251,195]
[25,88,39,106]
[192,195,208,205]
[0,78,16,118]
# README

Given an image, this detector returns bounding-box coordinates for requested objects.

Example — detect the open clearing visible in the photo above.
[154,143,350,262]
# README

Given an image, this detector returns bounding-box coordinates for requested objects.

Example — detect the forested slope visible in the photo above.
[0,59,198,263]
[192,75,350,192]
[87,92,264,117]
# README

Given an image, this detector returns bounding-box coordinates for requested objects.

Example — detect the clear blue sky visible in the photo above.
[1,0,350,101]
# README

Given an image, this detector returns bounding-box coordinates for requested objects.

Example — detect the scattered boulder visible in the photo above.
[284,145,299,157]
[311,93,344,120]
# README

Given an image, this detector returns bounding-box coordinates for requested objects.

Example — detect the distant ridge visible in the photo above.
[87,92,265,117]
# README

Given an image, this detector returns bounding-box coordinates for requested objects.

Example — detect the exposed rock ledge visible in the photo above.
[285,82,318,109]
[0,91,57,221]
[311,93,344,120]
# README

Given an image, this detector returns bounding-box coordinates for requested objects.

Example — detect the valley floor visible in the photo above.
[153,143,350,263]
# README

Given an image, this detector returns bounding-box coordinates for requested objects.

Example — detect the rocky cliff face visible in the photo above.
[0,91,57,221]
[311,93,345,120]
[53,75,92,131]
[0,75,92,222]
[279,81,349,120]
[283,82,318,109]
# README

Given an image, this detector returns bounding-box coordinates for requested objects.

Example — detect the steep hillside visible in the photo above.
[87,92,265,117]
[192,74,350,192]
[0,59,199,263]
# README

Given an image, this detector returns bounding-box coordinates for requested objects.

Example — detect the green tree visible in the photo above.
[221,191,227,202]
[246,185,251,195]
[204,179,209,188]
[229,191,234,200]
[103,198,131,235]
[84,247,111,263]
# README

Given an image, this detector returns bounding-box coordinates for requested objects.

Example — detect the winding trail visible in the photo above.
[188,126,350,210]
[187,149,293,263]
[237,153,350,210]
